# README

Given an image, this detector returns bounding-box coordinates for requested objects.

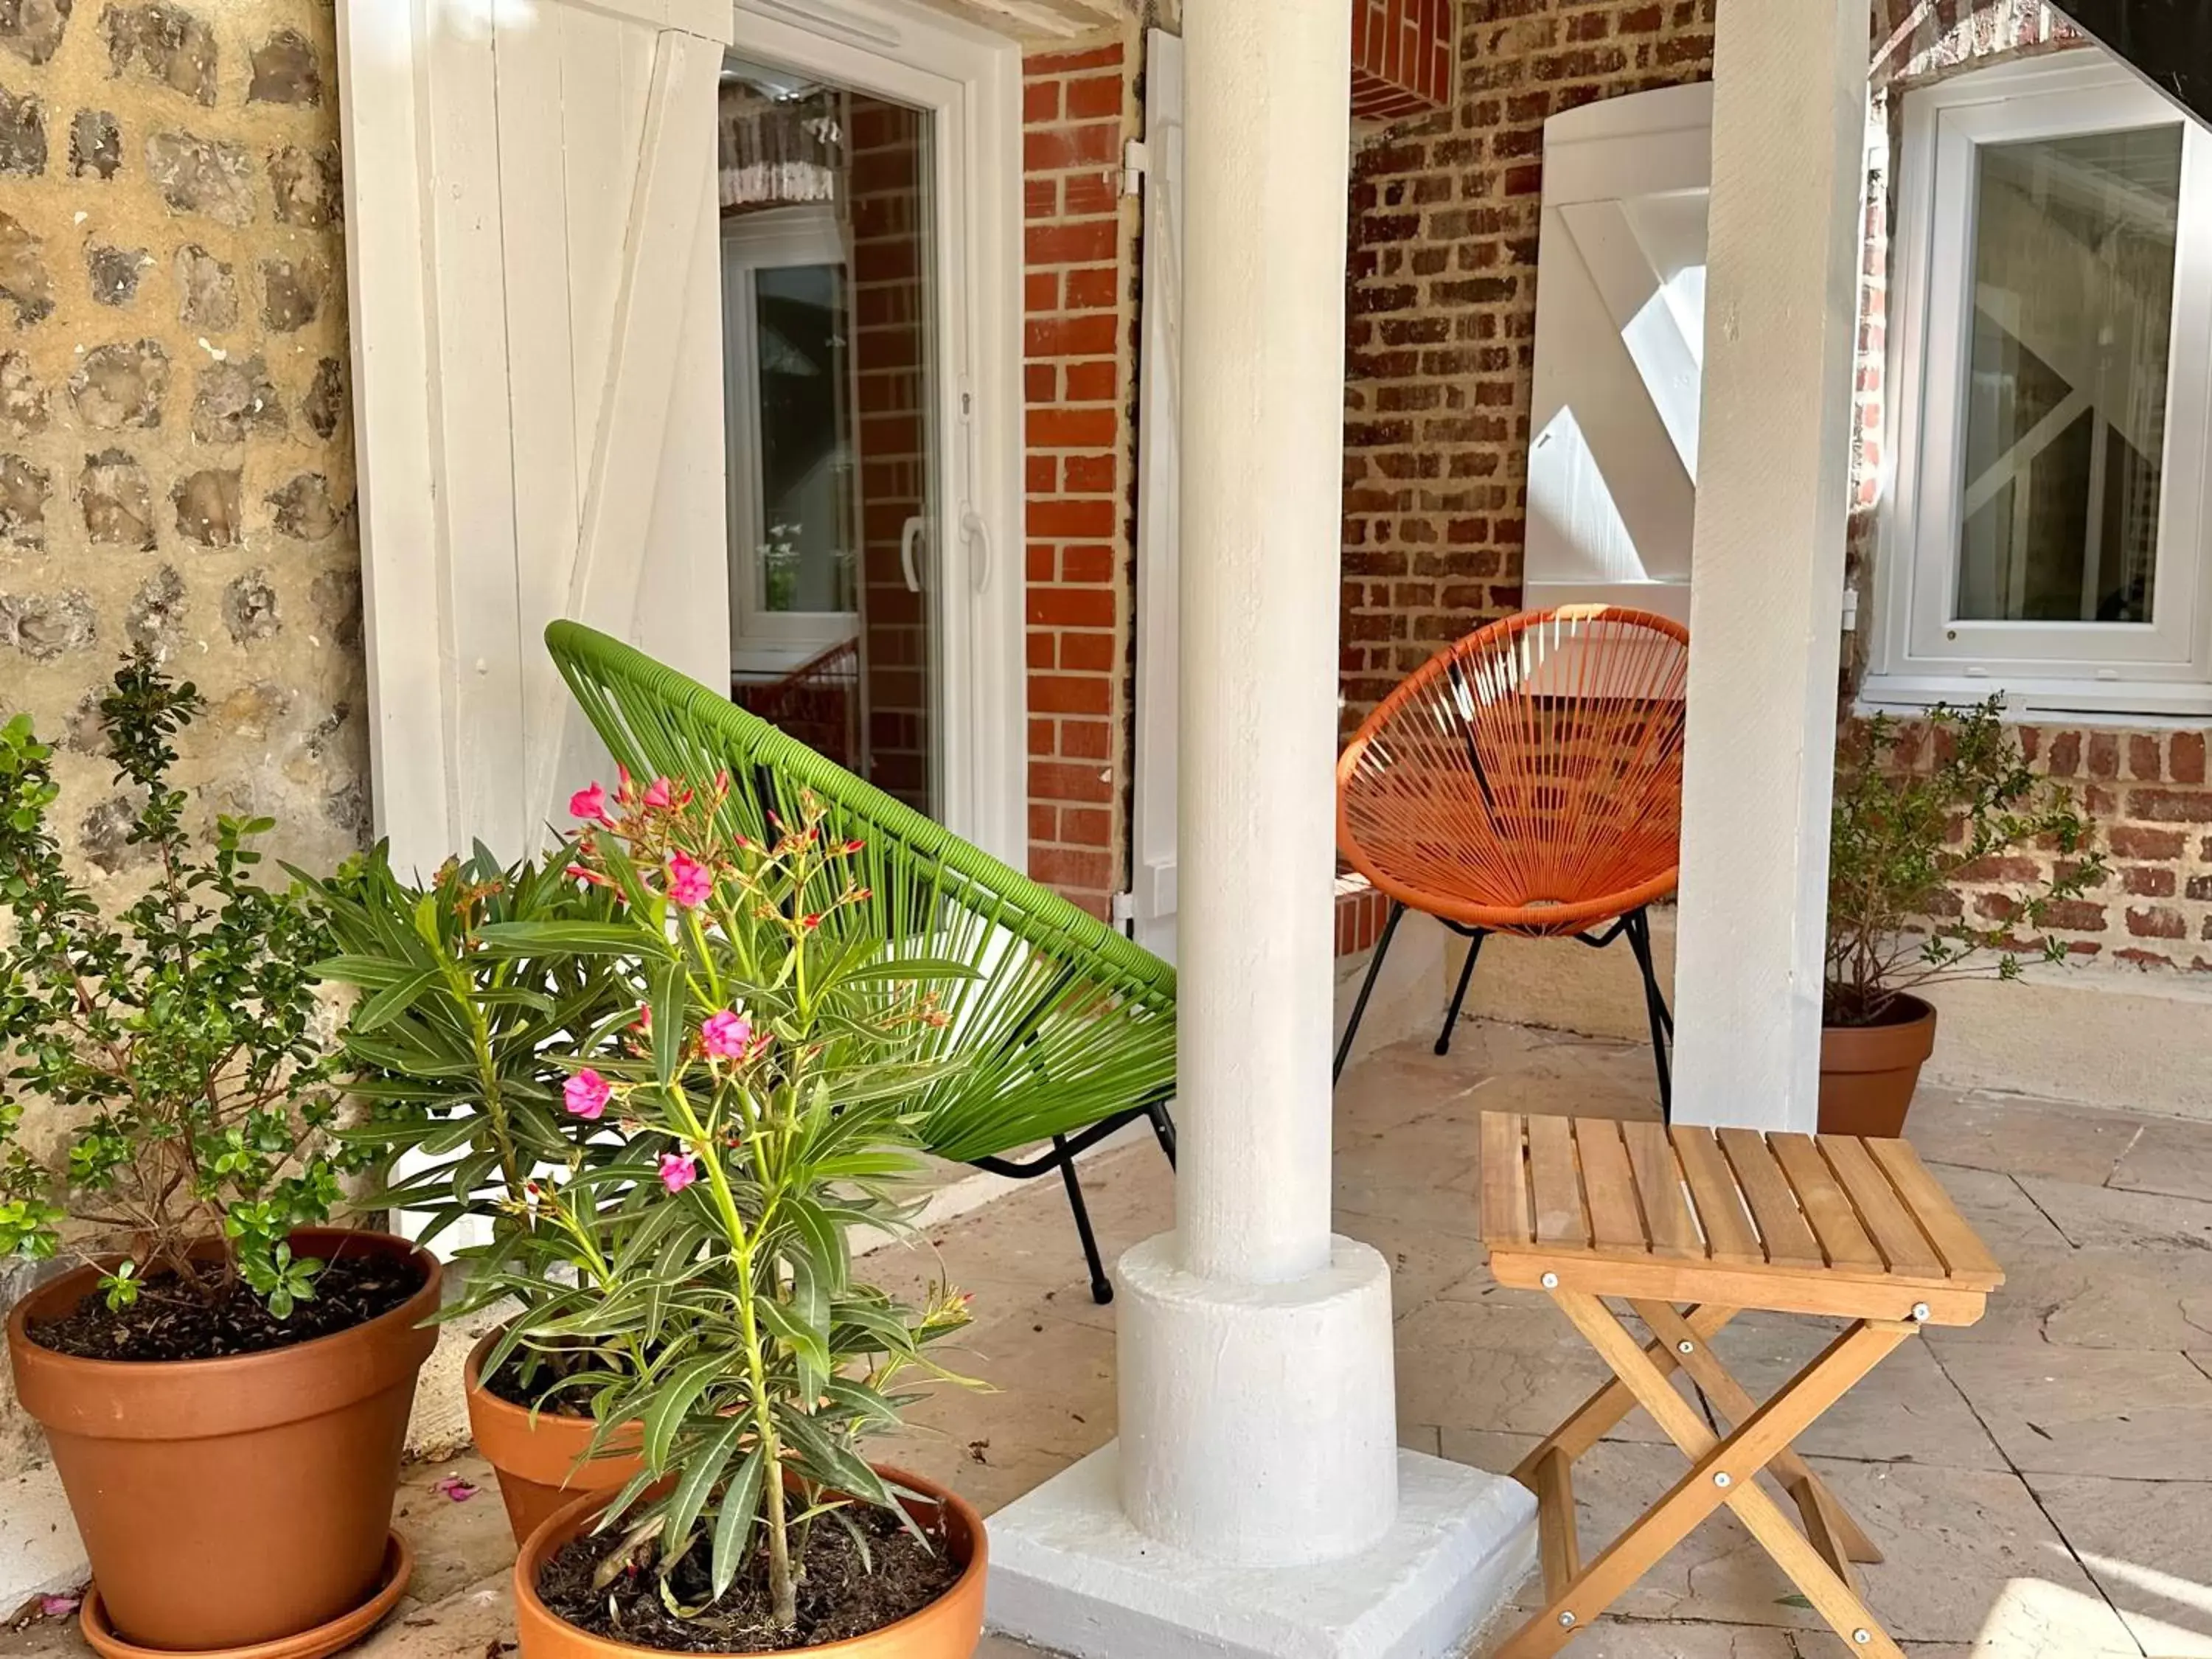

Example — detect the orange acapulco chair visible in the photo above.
[1335,606,1690,1114]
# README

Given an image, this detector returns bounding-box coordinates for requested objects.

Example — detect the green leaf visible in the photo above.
[311,953,420,990]
[834,958,981,987]
[757,1295,831,1384]
[661,1416,742,1571]
[648,957,686,1089]
[641,1353,734,1470]
[476,920,669,959]
[709,1446,766,1599]
[349,969,442,1034]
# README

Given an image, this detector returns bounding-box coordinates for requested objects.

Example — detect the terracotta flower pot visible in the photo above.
[1818,993,1938,1138]
[512,1464,987,1659]
[5,1228,440,1655]
[465,1327,644,1545]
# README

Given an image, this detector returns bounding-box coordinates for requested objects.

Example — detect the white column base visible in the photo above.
[1118,1233,1399,1563]
[986,1442,1537,1659]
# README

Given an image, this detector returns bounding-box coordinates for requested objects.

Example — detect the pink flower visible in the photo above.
[667,851,713,908]
[432,1474,479,1503]
[701,1008,754,1060]
[658,1152,700,1194]
[568,783,613,825]
[563,1068,611,1121]
[642,776,673,810]
[566,863,611,888]
[38,1595,79,1619]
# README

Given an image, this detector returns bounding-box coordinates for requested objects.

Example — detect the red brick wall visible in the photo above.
[1352,0,1457,122]
[1956,725,2212,967]
[1340,0,2212,971]
[1022,38,1141,919]
[847,95,933,812]
[1340,0,1718,739]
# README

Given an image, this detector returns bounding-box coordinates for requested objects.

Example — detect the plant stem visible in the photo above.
[672,1082,798,1628]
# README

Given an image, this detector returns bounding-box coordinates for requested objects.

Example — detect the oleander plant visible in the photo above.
[373,773,981,1644]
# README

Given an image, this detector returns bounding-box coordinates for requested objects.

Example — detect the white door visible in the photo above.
[717,7,1026,865]
[1523,82,1712,622]
[1130,27,1183,960]
[337,0,734,877]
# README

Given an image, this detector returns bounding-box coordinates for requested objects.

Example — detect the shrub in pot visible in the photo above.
[495,782,987,1658]
[311,840,647,1543]
[0,657,432,1658]
[1823,697,2104,1136]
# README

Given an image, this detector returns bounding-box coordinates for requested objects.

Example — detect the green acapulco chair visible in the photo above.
[546,621,1178,1304]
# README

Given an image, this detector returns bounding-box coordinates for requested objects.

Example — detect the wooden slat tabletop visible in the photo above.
[1480,1111,2003,1295]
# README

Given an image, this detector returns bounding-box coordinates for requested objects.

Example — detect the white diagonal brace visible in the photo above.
[526,24,720,833]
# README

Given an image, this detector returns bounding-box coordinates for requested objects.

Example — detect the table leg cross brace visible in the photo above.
[1494,1290,1916,1659]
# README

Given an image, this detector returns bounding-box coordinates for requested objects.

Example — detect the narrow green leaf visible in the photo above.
[649,956,686,1088]
[476,920,669,958]
[641,1353,733,1470]
[661,1416,742,1570]
[709,1446,766,1599]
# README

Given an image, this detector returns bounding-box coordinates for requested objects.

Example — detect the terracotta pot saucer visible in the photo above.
[78,1531,414,1659]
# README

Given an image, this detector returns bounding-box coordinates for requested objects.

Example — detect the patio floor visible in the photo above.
[8,1019,2211,1658]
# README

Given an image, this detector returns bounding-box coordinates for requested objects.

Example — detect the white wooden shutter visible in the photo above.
[1524,83,1712,623]
[1130,27,1183,961]
[338,0,734,878]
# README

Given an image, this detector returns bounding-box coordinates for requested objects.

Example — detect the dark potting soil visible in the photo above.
[481,1345,600,1416]
[26,1251,424,1363]
[536,1503,961,1652]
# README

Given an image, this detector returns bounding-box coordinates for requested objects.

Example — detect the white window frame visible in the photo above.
[723,204,863,676]
[730,0,1026,869]
[1869,51,2212,717]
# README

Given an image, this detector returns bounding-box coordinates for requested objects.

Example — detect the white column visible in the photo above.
[1174,0,1341,1293]
[1116,0,1391,1562]
[986,6,1536,1654]
[1671,0,1868,1133]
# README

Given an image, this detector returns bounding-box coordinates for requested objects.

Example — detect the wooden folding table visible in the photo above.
[1478,1110,2003,1658]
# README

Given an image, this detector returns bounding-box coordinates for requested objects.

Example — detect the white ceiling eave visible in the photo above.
[910,0,1136,45]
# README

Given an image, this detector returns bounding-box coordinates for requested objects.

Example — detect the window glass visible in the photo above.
[1955,124,2181,625]
[752,262,857,614]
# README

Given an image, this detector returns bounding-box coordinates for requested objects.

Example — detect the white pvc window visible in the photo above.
[1871,52,2212,716]
[723,203,863,675]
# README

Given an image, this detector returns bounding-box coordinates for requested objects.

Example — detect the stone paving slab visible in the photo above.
[1933,1340,2212,1481]
[12,1027,2212,1659]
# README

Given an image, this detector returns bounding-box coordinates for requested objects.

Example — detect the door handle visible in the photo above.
[961,508,991,594]
[900,515,925,594]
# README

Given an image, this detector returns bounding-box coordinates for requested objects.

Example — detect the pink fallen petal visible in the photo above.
[432,1475,479,1502]
[38,1596,80,1618]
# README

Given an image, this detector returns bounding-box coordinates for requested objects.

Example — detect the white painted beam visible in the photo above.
[911,0,1132,44]
[1670,0,1870,1132]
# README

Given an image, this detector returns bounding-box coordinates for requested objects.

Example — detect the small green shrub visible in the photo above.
[0,654,380,1313]
[1826,696,2104,1028]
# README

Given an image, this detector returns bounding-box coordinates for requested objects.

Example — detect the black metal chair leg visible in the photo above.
[1332,901,1406,1082]
[1623,908,1674,1121]
[1436,929,1487,1057]
[1054,1135,1114,1304]
[1147,1101,1178,1167]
